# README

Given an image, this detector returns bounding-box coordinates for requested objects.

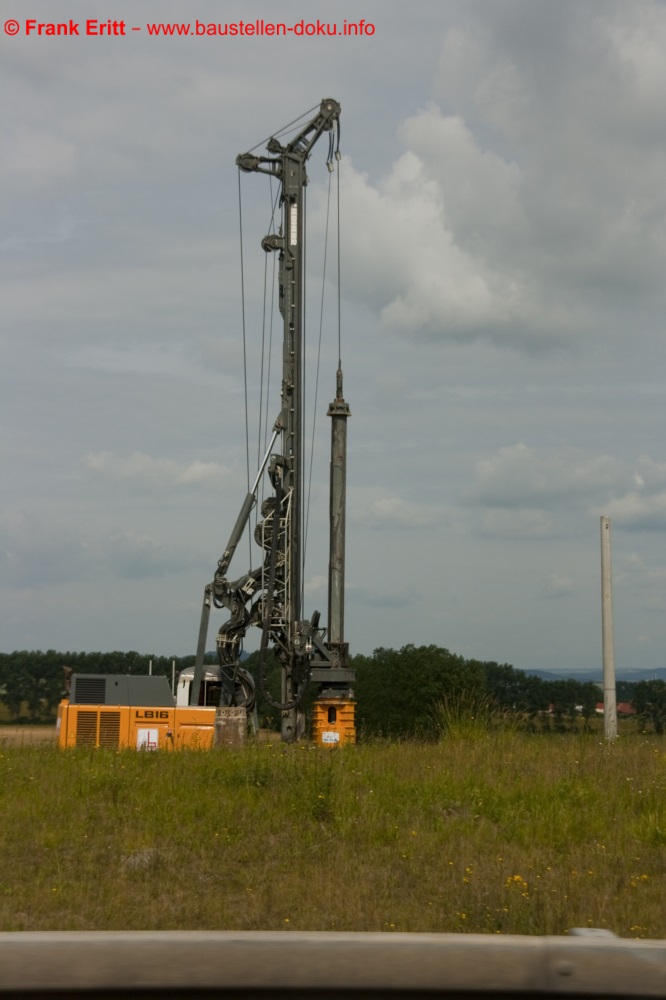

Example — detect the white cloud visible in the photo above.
[348,582,420,610]
[418,3,666,339]
[466,442,666,543]
[606,491,666,531]
[471,443,626,509]
[478,508,555,540]
[99,529,195,579]
[542,574,575,598]
[622,551,666,612]
[85,451,231,489]
[351,492,441,529]
[336,69,666,352]
[624,552,666,587]
[338,125,545,348]
[0,514,195,588]
[1,514,91,588]
[0,127,76,186]
[605,4,666,121]
[603,455,666,529]
[467,444,666,537]
[304,574,327,596]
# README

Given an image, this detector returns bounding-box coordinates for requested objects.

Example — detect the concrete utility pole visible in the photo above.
[600,516,618,740]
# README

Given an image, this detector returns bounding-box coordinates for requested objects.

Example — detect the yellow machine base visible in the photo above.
[56,701,216,750]
[311,698,356,746]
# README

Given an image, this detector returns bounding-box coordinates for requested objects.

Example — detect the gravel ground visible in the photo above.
[0,726,56,746]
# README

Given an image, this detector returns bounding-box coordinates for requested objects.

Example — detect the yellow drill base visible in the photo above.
[311,698,356,746]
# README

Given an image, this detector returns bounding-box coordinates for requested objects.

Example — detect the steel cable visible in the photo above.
[237,169,252,567]
[303,172,332,573]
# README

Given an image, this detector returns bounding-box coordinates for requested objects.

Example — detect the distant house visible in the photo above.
[594,702,636,715]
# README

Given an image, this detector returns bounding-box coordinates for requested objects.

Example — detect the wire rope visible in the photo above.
[247,103,319,154]
[264,248,277,475]
[258,180,283,463]
[259,177,282,515]
[258,251,269,472]
[303,172,332,576]
[337,152,342,367]
[301,184,307,613]
[237,169,252,568]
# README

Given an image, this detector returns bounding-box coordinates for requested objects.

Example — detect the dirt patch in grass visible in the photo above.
[0,726,56,746]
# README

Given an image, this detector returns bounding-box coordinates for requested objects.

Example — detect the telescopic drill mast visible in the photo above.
[190,99,354,743]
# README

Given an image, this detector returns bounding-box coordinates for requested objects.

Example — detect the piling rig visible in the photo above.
[190,99,355,743]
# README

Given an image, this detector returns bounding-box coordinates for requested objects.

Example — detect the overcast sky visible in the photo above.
[2,0,666,674]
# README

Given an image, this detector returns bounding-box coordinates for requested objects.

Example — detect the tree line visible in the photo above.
[0,650,200,722]
[1,644,664,734]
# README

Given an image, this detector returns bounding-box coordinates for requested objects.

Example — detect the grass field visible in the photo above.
[0,732,663,937]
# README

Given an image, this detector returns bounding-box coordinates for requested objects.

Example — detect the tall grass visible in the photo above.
[430,691,518,739]
[0,734,663,937]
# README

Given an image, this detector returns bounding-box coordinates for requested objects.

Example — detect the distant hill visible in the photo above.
[521,667,666,684]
